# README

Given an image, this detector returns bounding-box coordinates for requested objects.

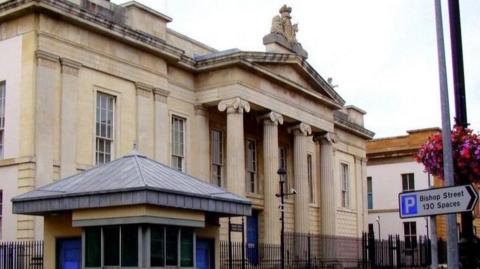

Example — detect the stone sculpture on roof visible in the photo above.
[264,5,308,58]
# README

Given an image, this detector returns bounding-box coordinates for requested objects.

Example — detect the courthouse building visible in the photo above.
[0,0,374,264]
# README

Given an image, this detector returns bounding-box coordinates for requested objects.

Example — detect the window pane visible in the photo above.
[180,229,193,267]
[121,225,138,266]
[151,226,165,267]
[85,227,101,267]
[166,227,178,266]
[104,226,120,266]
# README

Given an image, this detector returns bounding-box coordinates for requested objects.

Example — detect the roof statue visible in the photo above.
[264,5,308,58]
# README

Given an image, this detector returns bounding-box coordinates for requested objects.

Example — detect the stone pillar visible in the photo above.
[319,133,337,236]
[136,82,154,158]
[354,156,364,236]
[361,157,368,233]
[193,105,210,181]
[289,123,312,234]
[259,111,283,244]
[218,97,250,196]
[153,88,170,164]
[59,58,81,178]
[33,50,59,240]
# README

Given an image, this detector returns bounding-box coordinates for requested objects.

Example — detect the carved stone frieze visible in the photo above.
[218,97,250,114]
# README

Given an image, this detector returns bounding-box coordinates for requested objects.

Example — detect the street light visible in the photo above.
[376,216,381,240]
[276,167,287,269]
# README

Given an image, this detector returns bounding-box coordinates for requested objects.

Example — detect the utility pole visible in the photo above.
[435,0,459,268]
[447,0,474,267]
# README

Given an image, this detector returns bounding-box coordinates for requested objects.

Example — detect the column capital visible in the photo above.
[135,82,154,98]
[35,50,59,69]
[218,97,250,114]
[153,87,170,103]
[60,58,82,76]
[288,122,312,136]
[194,104,209,117]
[315,132,337,144]
[258,111,284,126]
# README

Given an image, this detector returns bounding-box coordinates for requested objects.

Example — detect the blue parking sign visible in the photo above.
[401,194,418,216]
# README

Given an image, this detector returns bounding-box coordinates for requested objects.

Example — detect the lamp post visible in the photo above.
[376,216,381,240]
[276,168,287,269]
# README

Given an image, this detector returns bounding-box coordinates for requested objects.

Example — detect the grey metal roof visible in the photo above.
[12,152,251,216]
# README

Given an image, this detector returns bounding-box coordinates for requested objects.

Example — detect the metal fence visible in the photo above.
[220,233,443,269]
[363,233,432,268]
[221,233,364,269]
[0,241,43,269]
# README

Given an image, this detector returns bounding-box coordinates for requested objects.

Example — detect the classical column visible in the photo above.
[136,82,154,158]
[33,50,59,240]
[193,105,210,181]
[153,88,170,164]
[354,156,364,237]
[259,111,284,244]
[289,123,312,234]
[319,133,337,236]
[60,58,81,178]
[218,97,250,196]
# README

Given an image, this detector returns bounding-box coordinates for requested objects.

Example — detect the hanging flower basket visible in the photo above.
[416,125,480,183]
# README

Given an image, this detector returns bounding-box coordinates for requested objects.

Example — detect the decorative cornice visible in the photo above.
[334,111,375,139]
[288,122,312,136]
[258,111,284,126]
[218,97,250,114]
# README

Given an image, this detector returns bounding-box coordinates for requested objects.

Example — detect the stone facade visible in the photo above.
[0,0,373,242]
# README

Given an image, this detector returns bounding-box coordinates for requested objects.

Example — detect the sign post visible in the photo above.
[399,185,478,219]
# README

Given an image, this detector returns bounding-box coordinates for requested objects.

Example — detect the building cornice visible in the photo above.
[333,111,375,139]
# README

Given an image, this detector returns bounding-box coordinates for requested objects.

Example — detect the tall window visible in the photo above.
[367,176,373,209]
[402,173,415,191]
[341,163,349,208]
[171,116,186,172]
[96,92,115,165]
[307,154,314,203]
[246,139,257,193]
[211,130,223,186]
[403,221,417,249]
[0,81,5,159]
[279,147,288,189]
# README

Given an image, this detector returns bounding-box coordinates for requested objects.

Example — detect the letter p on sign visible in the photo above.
[401,194,418,216]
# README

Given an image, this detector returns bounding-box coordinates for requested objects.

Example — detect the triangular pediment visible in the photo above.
[252,60,345,107]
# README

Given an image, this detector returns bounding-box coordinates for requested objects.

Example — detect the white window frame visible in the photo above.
[341,162,349,208]
[171,115,186,172]
[246,139,257,194]
[0,81,5,159]
[211,129,224,186]
[95,92,115,165]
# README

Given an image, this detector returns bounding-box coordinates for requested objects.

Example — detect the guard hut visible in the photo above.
[11,151,251,269]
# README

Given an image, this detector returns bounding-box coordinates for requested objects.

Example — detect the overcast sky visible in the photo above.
[112,0,479,138]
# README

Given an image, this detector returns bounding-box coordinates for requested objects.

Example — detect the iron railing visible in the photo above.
[0,241,43,269]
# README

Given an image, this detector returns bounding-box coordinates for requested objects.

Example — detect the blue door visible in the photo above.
[196,239,213,269]
[247,213,258,264]
[57,238,81,269]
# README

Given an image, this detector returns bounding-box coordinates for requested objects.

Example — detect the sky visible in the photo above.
[112,0,480,138]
